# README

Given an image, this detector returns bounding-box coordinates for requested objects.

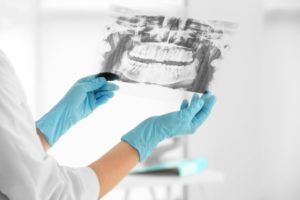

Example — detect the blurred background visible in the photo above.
[0,0,300,199]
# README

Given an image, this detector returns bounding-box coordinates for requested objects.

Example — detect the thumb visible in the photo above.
[79,77,107,92]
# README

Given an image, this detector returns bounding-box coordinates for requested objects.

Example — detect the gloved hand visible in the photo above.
[121,92,216,161]
[36,75,119,146]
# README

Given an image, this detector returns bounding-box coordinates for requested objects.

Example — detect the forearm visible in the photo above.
[88,141,139,199]
[37,128,51,151]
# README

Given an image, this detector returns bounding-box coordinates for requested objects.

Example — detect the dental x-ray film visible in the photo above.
[99,9,237,93]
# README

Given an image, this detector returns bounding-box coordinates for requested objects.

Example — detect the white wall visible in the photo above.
[0,0,38,115]
[261,10,300,200]
[187,0,263,200]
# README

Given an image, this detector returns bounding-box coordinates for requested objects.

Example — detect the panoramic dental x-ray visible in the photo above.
[99,10,237,93]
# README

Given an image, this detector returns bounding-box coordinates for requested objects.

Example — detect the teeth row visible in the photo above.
[121,54,199,83]
[129,45,193,62]
[128,59,186,72]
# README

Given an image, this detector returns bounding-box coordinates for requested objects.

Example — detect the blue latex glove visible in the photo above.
[36,75,119,146]
[121,92,216,161]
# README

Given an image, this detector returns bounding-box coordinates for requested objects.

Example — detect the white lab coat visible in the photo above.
[0,50,100,200]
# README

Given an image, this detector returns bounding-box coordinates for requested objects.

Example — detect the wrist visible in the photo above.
[121,135,159,162]
[36,103,73,146]
[121,117,165,162]
[37,128,51,150]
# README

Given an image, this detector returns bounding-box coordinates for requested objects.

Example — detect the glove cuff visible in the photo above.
[121,135,152,162]
[36,104,72,146]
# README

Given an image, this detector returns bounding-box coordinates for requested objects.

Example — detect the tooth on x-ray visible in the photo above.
[99,11,237,93]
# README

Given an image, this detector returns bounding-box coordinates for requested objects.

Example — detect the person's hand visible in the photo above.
[121,92,216,161]
[58,75,119,123]
[36,75,119,146]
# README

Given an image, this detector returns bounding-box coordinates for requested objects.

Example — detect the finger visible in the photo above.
[200,92,215,111]
[95,95,110,106]
[95,91,114,99]
[200,95,216,116]
[183,94,204,117]
[201,91,213,101]
[192,95,216,126]
[96,82,119,92]
[180,99,189,110]
[80,77,107,92]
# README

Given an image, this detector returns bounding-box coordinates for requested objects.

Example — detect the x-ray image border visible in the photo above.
[99,11,237,93]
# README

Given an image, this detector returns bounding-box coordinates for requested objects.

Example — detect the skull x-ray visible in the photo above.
[99,11,237,93]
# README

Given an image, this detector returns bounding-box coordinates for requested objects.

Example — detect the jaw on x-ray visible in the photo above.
[99,11,237,93]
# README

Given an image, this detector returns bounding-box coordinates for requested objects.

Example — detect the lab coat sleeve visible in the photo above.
[0,50,100,200]
[0,133,100,200]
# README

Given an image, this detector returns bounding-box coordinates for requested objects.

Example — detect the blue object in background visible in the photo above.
[132,157,209,177]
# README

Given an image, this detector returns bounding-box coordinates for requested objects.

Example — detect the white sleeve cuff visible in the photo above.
[76,167,100,200]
